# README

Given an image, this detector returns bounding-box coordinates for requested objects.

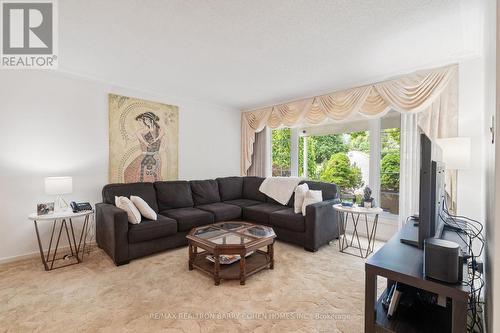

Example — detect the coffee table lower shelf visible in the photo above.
[191,250,272,285]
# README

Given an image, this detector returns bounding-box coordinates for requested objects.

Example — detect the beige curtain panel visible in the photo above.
[247,130,268,177]
[241,64,458,176]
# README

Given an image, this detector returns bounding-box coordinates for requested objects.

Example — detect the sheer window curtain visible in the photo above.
[399,113,420,228]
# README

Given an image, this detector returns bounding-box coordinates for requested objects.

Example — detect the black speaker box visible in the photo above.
[423,238,462,283]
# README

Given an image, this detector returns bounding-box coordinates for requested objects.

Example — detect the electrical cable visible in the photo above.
[438,196,485,332]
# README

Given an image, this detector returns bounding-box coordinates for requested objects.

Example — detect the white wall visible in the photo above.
[456,0,498,331]
[484,0,498,332]
[455,0,493,226]
[456,58,486,221]
[0,70,240,262]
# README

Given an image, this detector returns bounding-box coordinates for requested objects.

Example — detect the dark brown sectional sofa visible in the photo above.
[96,176,340,266]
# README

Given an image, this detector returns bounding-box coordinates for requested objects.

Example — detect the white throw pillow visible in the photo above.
[301,190,323,216]
[115,196,141,224]
[130,195,157,221]
[294,183,309,214]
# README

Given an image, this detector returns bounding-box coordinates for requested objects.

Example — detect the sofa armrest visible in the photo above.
[96,203,129,265]
[304,199,339,251]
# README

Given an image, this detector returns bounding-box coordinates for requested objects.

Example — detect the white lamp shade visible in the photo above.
[44,177,73,195]
[436,137,471,170]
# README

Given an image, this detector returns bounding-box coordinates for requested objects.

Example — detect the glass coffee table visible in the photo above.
[186,222,276,285]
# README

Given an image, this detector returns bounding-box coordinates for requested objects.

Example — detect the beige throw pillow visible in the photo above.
[294,183,309,214]
[115,196,141,224]
[130,195,157,221]
[301,190,323,216]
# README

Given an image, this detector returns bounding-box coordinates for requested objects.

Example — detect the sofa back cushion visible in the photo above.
[216,177,243,201]
[190,179,221,205]
[102,183,158,212]
[242,177,266,202]
[301,180,338,200]
[154,181,194,210]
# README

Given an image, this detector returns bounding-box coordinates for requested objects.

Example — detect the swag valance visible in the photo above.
[241,64,458,175]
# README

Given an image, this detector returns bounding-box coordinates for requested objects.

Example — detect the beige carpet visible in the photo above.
[0,240,383,332]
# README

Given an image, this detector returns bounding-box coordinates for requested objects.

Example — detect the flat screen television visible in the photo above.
[401,133,445,248]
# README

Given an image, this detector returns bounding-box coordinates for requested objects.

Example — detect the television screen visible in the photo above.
[418,133,444,248]
[401,133,444,248]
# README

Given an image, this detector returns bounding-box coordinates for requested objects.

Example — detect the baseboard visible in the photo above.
[0,242,97,265]
[0,250,42,264]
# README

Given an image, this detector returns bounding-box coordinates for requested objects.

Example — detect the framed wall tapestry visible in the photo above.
[108,94,179,183]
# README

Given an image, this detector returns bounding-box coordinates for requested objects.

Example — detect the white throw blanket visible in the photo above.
[259,177,303,205]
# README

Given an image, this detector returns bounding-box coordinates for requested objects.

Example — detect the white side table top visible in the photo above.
[28,209,94,221]
[333,204,383,215]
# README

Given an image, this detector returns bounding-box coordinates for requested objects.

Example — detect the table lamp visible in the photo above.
[436,137,471,213]
[436,137,471,170]
[45,176,73,211]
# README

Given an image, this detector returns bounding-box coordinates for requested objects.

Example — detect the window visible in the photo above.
[380,116,401,215]
[299,134,351,180]
[345,131,369,201]
[299,132,368,200]
[272,111,402,221]
[271,128,291,176]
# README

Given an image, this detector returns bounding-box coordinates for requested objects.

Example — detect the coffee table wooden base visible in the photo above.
[187,222,276,286]
[189,247,274,286]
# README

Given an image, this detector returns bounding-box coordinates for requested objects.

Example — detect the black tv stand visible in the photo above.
[365,222,469,333]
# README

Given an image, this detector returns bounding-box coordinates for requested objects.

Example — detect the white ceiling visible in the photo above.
[59,0,482,109]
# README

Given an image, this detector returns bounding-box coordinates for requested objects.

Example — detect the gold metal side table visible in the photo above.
[333,204,383,258]
[28,209,94,271]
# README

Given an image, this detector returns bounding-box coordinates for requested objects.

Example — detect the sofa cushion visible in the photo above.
[161,207,214,232]
[302,190,323,216]
[293,183,309,214]
[301,180,338,200]
[216,177,243,201]
[269,208,306,233]
[103,183,158,212]
[242,177,266,202]
[224,199,262,207]
[128,215,177,243]
[242,203,285,224]
[130,195,157,220]
[190,180,221,205]
[196,202,241,222]
[115,196,141,224]
[154,181,194,210]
